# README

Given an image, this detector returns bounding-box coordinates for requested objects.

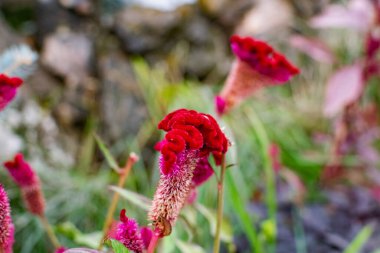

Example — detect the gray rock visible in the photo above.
[98,52,147,141]
[114,6,185,54]
[42,30,93,83]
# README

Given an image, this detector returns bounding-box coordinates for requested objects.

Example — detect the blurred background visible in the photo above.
[1,0,380,252]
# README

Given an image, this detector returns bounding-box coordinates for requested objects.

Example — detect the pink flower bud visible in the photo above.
[4,154,45,217]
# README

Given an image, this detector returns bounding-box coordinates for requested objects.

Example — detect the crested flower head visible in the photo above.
[149,109,229,237]
[0,74,23,112]
[156,109,229,175]
[4,154,45,217]
[114,209,145,253]
[216,35,300,114]
[4,153,38,187]
[0,184,14,253]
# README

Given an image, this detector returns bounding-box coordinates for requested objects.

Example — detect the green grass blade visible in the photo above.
[94,134,120,172]
[344,225,373,253]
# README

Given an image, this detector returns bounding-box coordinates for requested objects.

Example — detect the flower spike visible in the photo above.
[216,35,300,114]
[149,109,229,237]
[0,184,14,253]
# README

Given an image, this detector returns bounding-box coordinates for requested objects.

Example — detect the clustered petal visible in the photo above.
[4,154,45,217]
[0,184,14,253]
[216,35,300,115]
[0,74,23,112]
[156,109,229,175]
[113,210,147,253]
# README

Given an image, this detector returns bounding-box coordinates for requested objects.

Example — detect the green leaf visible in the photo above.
[344,225,373,253]
[175,239,206,253]
[110,239,130,253]
[194,203,233,243]
[94,134,120,172]
[109,186,152,211]
[56,222,102,248]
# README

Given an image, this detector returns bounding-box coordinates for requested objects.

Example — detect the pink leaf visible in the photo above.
[310,0,375,31]
[324,64,364,117]
[289,35,335,64]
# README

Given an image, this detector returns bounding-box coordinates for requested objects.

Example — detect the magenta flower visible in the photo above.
[113,209,146,253]
[192,157,214,187]
[149,109,229,237]
[0,184,14,253]
[216,35,300,115]
[0,74,23,112]
[55,247,67,253]
[4,153,45,217]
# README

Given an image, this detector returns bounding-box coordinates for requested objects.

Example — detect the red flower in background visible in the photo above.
[4,154,45,217]
[0,184,14,253]
[149,109,229,237]
[216,35,299,115]
[0,74,23,112]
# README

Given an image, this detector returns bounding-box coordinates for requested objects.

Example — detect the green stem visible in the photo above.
[213,155,226,253]
[245,107,277,252]
[40,215,61,249]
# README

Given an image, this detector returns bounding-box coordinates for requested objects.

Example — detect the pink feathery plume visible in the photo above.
[0,184,15,253]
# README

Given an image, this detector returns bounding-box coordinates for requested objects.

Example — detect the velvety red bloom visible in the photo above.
[4,154,45,217]
[150,109,229,237]
[216,35,300,114]
[0,184,14,253]
[156,109,228,175]
[0,74,23,112]
[113,210,145,253]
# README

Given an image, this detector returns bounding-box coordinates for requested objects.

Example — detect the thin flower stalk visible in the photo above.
[213,154,226,253]
[99,153,139,249]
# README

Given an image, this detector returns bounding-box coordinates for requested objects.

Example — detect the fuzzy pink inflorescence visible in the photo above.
[0,74,23,112]
[0,184,14,253]
[113,209,147,253]
[216,35,300,114]
[4,154,45,217]
[150,109,229,237]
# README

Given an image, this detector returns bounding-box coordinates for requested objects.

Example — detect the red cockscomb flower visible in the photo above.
[0,184,14,253]
[149,109,229,237]
[113,209,151,253]
[4,154,45,217]
[0,74,23,112]
[216,35,300,115]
